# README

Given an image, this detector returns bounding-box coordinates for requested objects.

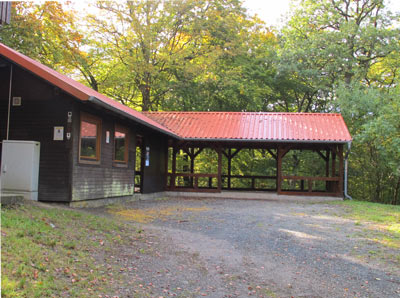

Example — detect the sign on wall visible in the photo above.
[53,126,64,141]
[145,146,150,167]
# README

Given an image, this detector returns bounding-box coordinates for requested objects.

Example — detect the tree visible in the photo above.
[337,82,400,204]
[277,0,400,111]
[88,0,276,111]
[0,2,84,73]
[162,15,278,112]
[277,0,400,203]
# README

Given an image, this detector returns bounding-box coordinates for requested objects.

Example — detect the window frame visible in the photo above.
[113,124,129,165]
[79,112,102,164]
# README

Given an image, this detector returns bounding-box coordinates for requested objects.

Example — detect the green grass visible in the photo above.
[1,202,144,297]
[332,200,400,224]
[330,200,400,249]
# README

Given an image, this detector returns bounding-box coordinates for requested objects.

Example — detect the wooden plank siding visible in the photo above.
[70,102,169,200]
[70,103,137,201]
[0,64,72,202]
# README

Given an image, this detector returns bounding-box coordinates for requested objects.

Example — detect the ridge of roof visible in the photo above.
[0,42,178,138]
[144,111,343,116]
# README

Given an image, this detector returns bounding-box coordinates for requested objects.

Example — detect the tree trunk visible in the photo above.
[89,73,98,91]
[393,176,400,205]
[140,84,151,111]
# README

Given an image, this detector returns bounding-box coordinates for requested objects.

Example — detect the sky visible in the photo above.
[242,0,400,28]
[71,0,400,29]
[242,0,293,27]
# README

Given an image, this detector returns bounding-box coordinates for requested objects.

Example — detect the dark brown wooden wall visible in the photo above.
[70,103,137,201]
[141,135,168,194]
[0,64,73,202]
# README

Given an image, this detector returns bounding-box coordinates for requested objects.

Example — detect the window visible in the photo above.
[79,113,101,163]
[114,125,129,163]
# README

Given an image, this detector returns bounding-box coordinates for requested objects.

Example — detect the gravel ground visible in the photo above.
[89,197,400,298]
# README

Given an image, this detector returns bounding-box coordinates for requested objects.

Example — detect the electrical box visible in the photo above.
[1,140,40,201]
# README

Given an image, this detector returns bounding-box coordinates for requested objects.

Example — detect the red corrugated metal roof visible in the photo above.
[0,42,177,137]
[144,112,352,142]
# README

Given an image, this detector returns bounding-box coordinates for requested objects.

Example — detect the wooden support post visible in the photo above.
[164,146,169,189]
[331,146,337,193]
[190,147,195,187]
[277,147,282,193]
[331,147,336,177]
[325,149,330,192]
[190,148,195,174]
[140,142,146,193]
[325,150,330,177]
[217,147,222,192]
[172,146,177,190]
[338,145,344,196]
[308,179,312,193]
[227,148,232,189]
[277,146,290,193]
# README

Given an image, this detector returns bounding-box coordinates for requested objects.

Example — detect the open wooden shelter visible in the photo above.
[145,112,352,197]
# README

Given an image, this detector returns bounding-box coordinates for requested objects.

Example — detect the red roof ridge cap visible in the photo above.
[142,111,344,118]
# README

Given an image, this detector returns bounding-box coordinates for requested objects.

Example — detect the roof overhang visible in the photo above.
[177,138,351,144]
[88,96,179,139]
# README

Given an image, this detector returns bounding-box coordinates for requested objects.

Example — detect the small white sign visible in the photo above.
[53,126,64,141]
[106,131,110,143]
[12,97,21,106]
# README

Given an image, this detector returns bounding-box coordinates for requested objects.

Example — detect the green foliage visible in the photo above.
[337,83,400,204]
[278,0,400,111]
[0,2,87,74]
[84,0,278,111]
[276,0,400,203]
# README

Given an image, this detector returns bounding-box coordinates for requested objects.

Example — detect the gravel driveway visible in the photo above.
[92,197,400,298]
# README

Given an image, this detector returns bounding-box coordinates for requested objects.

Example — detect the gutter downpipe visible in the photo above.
[344,141,353,200]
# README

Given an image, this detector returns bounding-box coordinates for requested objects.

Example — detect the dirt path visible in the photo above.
[88,198,400,298]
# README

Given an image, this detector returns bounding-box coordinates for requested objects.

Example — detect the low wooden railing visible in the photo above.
[167,173,219,192]
[281,175,340,195]
[222,175,276,190]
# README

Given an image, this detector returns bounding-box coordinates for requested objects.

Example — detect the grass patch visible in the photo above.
[329,200,400,250]
[1,202,145,297]
[331,200,400,224]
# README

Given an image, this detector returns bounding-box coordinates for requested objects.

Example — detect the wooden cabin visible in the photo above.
[0,43,352,204]
[0,43,174,202]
